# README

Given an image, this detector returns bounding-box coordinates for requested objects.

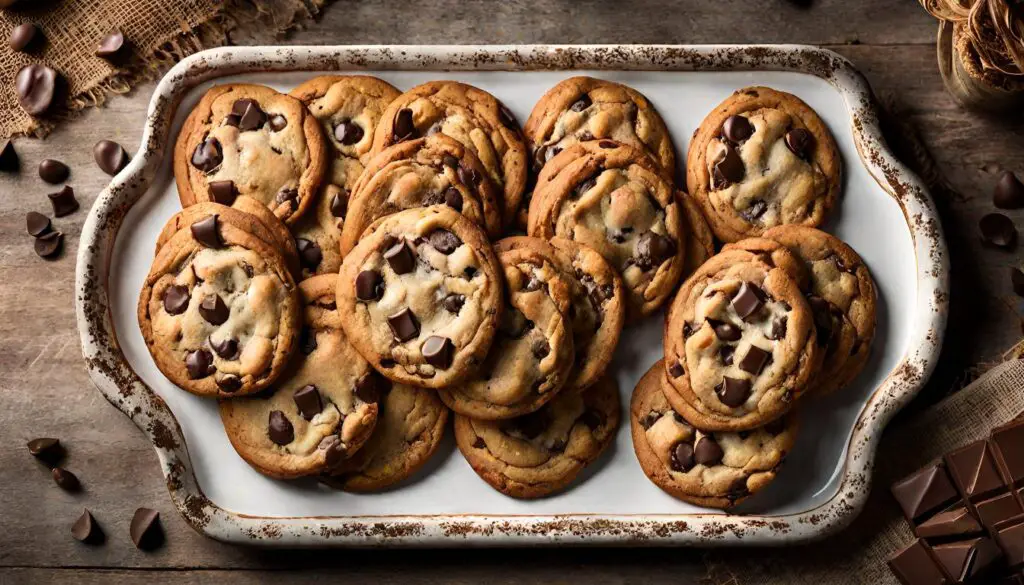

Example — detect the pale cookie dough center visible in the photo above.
[547,101,638,153]
[479,391,585,467]
[206,117,306,208]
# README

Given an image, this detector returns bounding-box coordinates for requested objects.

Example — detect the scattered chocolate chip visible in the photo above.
[92,139,130,176]
[190,137,222,173]
[719,345,735,366]
[355,270,384,301]
[387,307,420,342]
[457,164,479,187]
[215,375,242,393]
[635,231,675,271]
[785,128,814,159]
[427,229,461,254]
[71,509,103,544]
[16,64,58,116]
[27,437,62,462]
[296,238,322,270]
[162,284,190,315]
[668,361,684,378]
[1013,268,1024,298]
[268,410,294,445]
[384,239,416,274]
[329,191,346,218]
[739,345,771,375]
[355,370,390,403]
[531,339,550,359]
[275,187,298,204]
[10,23,40,53]
[185,349,215,379]
[706,318,741,341]
[422,336,455,369]
[26,211,51,237]
[34,231,62,259]
[268,114,287,131]
[670,441,695,472]
[980,212,1018,249]
[694,437,724,466]
[740,199,768,222]
[498,103,517,129]
[0,140,18,172]
[129,507,163,550]
[731,281,767,321]
[442,187,463,211]
[334,119,363,145]
[208,180,236,205]
[95,30,125,59]
[38,159,69,184]
[715,376,751,407]
[464,266,477,279]
[393,108,416,141]
[712,142,745,188]
[292,385,322,421]
[48,185,78,217]
[209,336,239,360]
[570,95,592,112]
[52,467,80,491]
[768,316,788,340]
[190,214,222,248]
[722,115,754,143]
[198,294,229,325]
[442,293,465,313]
[235,99,266,131]
[995,171,1024,209]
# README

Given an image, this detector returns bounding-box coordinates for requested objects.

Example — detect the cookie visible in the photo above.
[340,133,503,256]
[496,236,626,393]
[662,248,821,431]
[678,191,716,278]
[722,236,811,292]
[174,83,328,225]
[337,206,503,388]
[438,240,576,420]
[686,86,841,243]
[153,198,300,279]
[138,212,300,396]
[288,76,402,277]
[630,361,797,509]
[762,225,877,395]
[455,374,620,499]
[218,275,382,478]
[528,140,686,317]
[371,80,528,228]
[323,383,449,492]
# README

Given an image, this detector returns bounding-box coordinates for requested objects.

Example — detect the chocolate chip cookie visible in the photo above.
[337,206,503,388]
[288,76,402,276]
[495,236,625,393]
[340,133,503,256]
[455,374,620,499]
[686,86,841,243]
[174,83,328,225]
[138,212,301,396]
[762,225,877,395]
[438,240,576,420]
[324,383,449,492]
[631,361,797,509]
[218,275,381,478]
[662,248,821,431]
[371,80,528,229]
[528,140,686,317]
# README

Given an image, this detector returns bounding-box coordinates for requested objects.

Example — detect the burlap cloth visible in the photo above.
[0,0,324,139]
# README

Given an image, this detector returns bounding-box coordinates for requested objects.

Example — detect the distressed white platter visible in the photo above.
[76,45,948,547]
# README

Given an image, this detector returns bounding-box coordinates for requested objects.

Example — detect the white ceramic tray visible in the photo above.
[75,45,949,547]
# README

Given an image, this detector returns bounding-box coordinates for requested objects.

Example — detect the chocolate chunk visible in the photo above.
[712,142,744,187]
[38,159,69,184]
[198,294,229,325]
[978,491,1024,530]
[715,377,750,407]
[384,239,416,274]
[580,409,604,431]
[387,307,420,342]
[0,140,18,172]
[27,437,63,464]
[215,375,242,393]
[472,437,486,449]
[16,64,58,116]
[236,100,267,131]
[275,187,298,204]
[570,95,592,112]
[422,336,455,369]
[48,185,78,217]
[26,211,51,237]
[738,345,771,375]
[934,537,1002,582]
[129,507,163,550]
[991,418,1024,486]
[298,327,317,355]
[185,349,215,379]
[574,176,597,198]
[457,164,479,187]
[71,509,103,544]
[891,462,959,522]
[296,238,322,270]
[427,229,461,254]
[694,437,724,466]
[498,103,517,129]
[531,339,550,359]
[980,212,1017,249]
[442,293,465,313]
[887,539,947,585]
[995,516,1024,567]
[95,30,125,59]
[52,467,80,491]
[393,108,417,141]
[731,281,767,321]
[740,199,768,222]
[208,180,236,205]
[442,187,463,211]
[334,119,363,145]
[768,316,788,340]
[162,284,190,315]
[670,441,695,472]
[706,318,741,342]
[785,128,814,159]
[34,231,62,259]
[330,191,347,218]
[10,23,40,53]
[668,361,684,378]
[944,440,1004,501]
[355,370,390,403]
[719,344,735,366]
[319,435,347,468]
[916,505,983,539]
[267,114,287,131]
[442,154,459,169]
[190,137,222,173]
[209,336,238,360]
[268,410,294,445]
[995,171,1024,209]
[635,231,676,271]
[293,385,322,421]
[682,321,693,338]
[808,296,835,345]
[722,115,753,143]
[1012,268,1024,298]
[355,270,384,301]
[190,214,222,248]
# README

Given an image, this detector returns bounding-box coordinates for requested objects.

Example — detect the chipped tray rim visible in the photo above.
[74,44,949,547]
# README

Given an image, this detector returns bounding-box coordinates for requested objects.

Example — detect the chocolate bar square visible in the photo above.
[888,539,949,585]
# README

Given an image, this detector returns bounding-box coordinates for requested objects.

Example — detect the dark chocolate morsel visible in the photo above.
[670,441,695,472]
[980,212,1018,250]
[27,437,62,461]
[299,327,317,355]
[712,142,745,187]
[162,284,190,315]
[34,231,62,259]
[209,336,239,360]
[694,437,724,466]
[890,463,959,521]
[38,159,69,184]
[421,335,455,369]
[706,318,741,342]
[320,435,347,468]
[498,103,517,129]
[995,171,1024,209]
[719,344,735,366]
[26,211,51,237]
[208,180,236,205]
[387,307,420,342]
[236,100,267,132]
[129,508,163,550]
[334,119,363,145]
[768,316,788,340]
[268,114,287,131]
[393,108,417,141]
[329,192,346,218]
[442,293,465,313]
[668,361,684,378]
[293,385,323,421]
[296,238,322,271]
[10,23,41,53]
[531,339,550,359]
[384,239,416,274]
[185,349,215,379]
[95,31,125,58]
[355,370,390,403]
[215,375,242,393]
[0,140,19,172]
[275,187,298,204]
[731,281,767,321]
[715,376,751,407]
[48,185,79,217]
[740,199,768,222]
[52,467,80,491]
[427,229,461,254]
[198,294,229,325]
[784,128,814,159]
[190,137,222,173]
[738,345,771,375]
[722,115,754,143]
[355,270,384,301]
[71,509,104,544]
[190,214,222,248]
[634,231,676,271]
[15,64,58,117]
[268,410,294,445]
[570,95,592,112]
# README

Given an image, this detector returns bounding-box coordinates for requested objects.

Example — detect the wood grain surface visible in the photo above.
[2,1,1023,583]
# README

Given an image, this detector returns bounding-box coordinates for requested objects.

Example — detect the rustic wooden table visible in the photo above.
[2,1,1022,582]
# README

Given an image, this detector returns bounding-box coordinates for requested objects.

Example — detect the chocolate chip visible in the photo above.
[95,30,125,59]
[48,185,78,217]
[387,307,420,342]
[208,180,236,205]
[440,154,459,169]
[27,437,62,462]
[668,361,684,378]
[198,294,229,325]
[472,437,486,449]
[393,108,416,141]
[639,411,660,429]
[355,370,390,403]
[980,212,1017,249]
[715,376,751,407]
[723,115,753,143]
[216,375,242,393]
[355,270,384,301]
[0,140,18,172]
[498,103,517,129]
[682,321,693,338]
[694,437,724,466]
[712,142,744,187]
[384,239,416,274]
[739,345,771,375]
[740,199,768,222]
[531,339,550,359]
[598,140,617,149]
[499,307,531,338]
[422,336,455,369]
[319,435,347,468]
[808,296,834,345]
[190,137,222,173]
[71,509,103,544]
[130,508,163,550]
[10,23,40,53]
[570,95,592,112]
[209,336,238,360]
[785,128,814,159]
[26,211,51,237]
[298,327,317,355]
[329,192,346,218]
[575,176,597,198]
[768,316,788,340]
[162,284,190,315]
[292,385,322,421]
[190,214,222,248]
[235,100,267,131]
[995,171,1024,209]
[719,345,735,366]
[706,318,741,341]
[670,441,695,472]
[268,114,287,131]
[268,410,294,445]
[727,477,750,500]
[334,119,363,145]
[52,467,80,491]
[296,238,322,271]
[635,231,676,271]
[1013,268,1024,298]
[442,187,463,211]
[275,187,298,204]
[457,165,479,187]
[223,114,240,128]
[38,159,69,184]
[731,281,767,321]
[427,229,461,254]
[580,409,604,430]
[442,293,465,313]
[34,231,62,259]
[16,64,58,116]
[185,349,215,379]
